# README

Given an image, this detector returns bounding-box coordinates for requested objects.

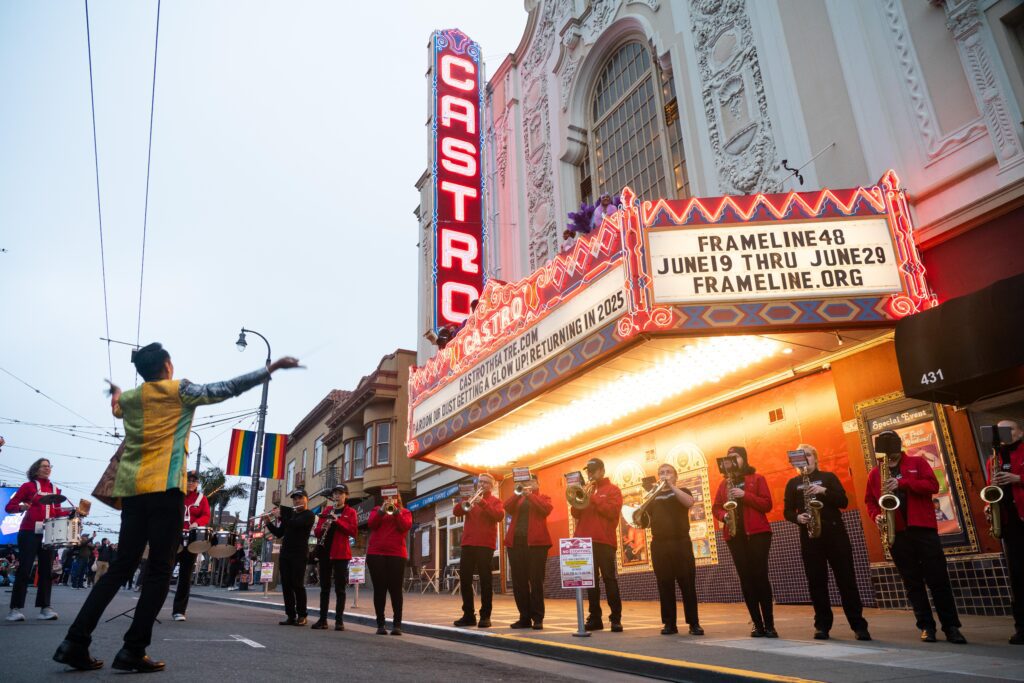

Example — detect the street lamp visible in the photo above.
[190,429,203,475]
[236,327,271,523]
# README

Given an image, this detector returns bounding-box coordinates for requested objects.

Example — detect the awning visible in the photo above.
[406,483,462,512]
[896,272,1024,405]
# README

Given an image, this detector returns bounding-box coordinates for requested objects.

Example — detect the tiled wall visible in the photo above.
[871,553,1012,617]
[544,511,875,607]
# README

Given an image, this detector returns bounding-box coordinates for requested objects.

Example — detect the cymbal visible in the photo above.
[37,494,67,505]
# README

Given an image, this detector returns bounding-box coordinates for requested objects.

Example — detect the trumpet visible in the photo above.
[382,498,401,515]
[514,482,534,496]
[877,451,901,549]
[623,478,668,529]
[460,488,484,512]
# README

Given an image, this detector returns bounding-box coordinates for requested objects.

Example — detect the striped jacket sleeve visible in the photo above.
[179,368,270,407]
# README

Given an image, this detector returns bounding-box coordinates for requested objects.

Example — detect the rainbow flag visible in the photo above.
[261,433,288,480]
[226,429,256,477]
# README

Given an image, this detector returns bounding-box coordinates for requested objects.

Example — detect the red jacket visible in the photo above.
[314,504,358,561]
[712,472,772,541]
[453,492,504,549]
[988,441,1024,523]
[571,477,622,547]
[5,479,70,532]
[503,492,553,548]
[182,490,211,530]
[367,506,412,558]
[865,453,939,531]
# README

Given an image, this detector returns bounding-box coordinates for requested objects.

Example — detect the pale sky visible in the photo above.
[0,1,528,535]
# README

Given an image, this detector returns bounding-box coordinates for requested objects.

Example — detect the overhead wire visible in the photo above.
[0,366,101,428]
[135,0,162,354]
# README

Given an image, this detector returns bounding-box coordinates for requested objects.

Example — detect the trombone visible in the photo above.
[622,478,669,528]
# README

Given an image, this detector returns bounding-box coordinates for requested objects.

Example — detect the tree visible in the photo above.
[198,465,248,525]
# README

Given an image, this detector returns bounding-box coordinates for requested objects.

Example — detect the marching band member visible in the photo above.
[266,489,316,627]
[311,484,358,631]
[713,447,776,638]
[453,473,504,628]
[989,420,1024,644]
[572,458,624,632]
[54,343,301,672]
[171,471,210,622]
[647,463,703,636]
[6,458,73,622]
[865,430,966,644]
[783,445,870,641]
[503,474,552,630]
[366,490,412,635]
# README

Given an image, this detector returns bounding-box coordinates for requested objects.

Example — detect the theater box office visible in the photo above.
[407,172,1010,614]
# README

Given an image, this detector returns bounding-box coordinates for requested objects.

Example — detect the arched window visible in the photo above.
[578,42,689,204]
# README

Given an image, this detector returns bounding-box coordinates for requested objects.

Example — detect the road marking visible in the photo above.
[229,634,265,649]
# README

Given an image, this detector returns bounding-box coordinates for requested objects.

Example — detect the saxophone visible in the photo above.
[981,450,1005,540]
[802,467,824,539]
[877,452,901,549]
[722,472,738,537]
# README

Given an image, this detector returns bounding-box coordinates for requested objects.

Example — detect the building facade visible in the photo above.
[413,0,1024,613]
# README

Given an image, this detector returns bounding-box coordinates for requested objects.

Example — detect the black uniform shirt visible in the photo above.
[266,506,315,559]
[783,469,850,539]
[648,488,693,541]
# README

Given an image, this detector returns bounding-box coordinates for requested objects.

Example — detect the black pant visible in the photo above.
[367,554,404,627]
[799,529,867,632]
[651,538,699,627]
[509,543,547,623]
[1004,511,1024,630]
[172,548,196,615]
[727,532,774,628]
[587,542,622,623]
[66,490,183,654]
[11,530,52,610]
[459,545,493,619]
[278,554,307,620]
[890,527,960,631]
[318,558,349,622]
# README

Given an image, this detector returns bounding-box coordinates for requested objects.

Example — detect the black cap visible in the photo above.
[187,471,199,481]
[288,489,307,499]
[727,446,748,460]
[331,484,348,494]
[585,458,604,472]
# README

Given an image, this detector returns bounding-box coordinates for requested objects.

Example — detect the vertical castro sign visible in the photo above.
[432,28,485,331]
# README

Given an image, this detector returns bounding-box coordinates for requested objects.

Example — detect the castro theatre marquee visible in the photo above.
[406,172,962,607]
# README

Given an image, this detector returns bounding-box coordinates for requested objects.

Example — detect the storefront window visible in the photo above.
[448,521,463,564]
[376,422,391,466]
[586,41,683,202]
[353,439,365,479]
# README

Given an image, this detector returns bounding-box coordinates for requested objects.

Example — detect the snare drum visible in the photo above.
[208,530,238,558]
[187,526,213,553]
[42,517,82,548]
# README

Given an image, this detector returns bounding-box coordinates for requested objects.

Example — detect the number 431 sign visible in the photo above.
[921,369,945,386]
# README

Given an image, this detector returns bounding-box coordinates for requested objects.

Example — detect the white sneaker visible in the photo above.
[6,609,25,622]
[172,613,186,622]
[38,607,58,620]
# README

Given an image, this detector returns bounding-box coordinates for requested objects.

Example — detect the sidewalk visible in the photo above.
[186,585,1024,682]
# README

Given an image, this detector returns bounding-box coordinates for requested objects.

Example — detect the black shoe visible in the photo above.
[335,622,345,631]
[751,626,766,637]
[610,621,623,633]
[53,640,103,671]
[1010,630,1024,645]
[311,619,328,630]
[390,626,403,636]
[944,627,967,644]
[813,630,829,640]
[660,625,678,635]
[855,629,872,641]
[689,625,705,636]
[921,629,937,642]
[510,619,532,629]
[453,616,476,627]
[532,621,544,630]
[111,648,165,673]
[279,618,296,626]
[295,616,307,626]
[375,626,388,635]
[477,619,491,628]
[764,627,779,638]
[584,619,604,631]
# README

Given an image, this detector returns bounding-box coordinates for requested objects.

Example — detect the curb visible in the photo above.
[185,591,817,683]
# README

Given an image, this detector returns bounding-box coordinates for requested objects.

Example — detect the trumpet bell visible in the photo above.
[514,483,526,496]
[382,503,398,515]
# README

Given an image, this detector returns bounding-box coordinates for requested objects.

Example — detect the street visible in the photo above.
[1,585,650,682]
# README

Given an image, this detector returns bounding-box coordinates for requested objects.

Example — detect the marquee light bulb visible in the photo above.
[454,336,780,469]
